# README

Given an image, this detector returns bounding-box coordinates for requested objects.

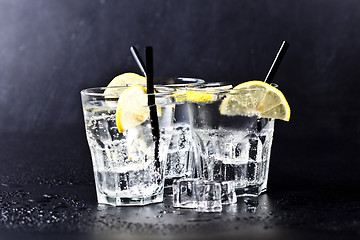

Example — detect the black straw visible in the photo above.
[145,46,160,166]
[264,41,289,84]
[130,46,147,77]
[258,41,289,131]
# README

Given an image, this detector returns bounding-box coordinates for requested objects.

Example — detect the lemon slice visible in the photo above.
[115,85,162,132]
[186,85,233,102]
[116,85,149,132]
[219,81,291,121]
[104,72,146,96]
[174,89,186,102]
[186,91,214,102]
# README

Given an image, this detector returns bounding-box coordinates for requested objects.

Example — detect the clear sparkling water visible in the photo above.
[165,123,194,180]
[194,126,273,194]
[83,101,172,205]
[188,101,275,196]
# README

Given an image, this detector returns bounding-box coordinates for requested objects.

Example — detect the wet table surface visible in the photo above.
[0,130,359,240]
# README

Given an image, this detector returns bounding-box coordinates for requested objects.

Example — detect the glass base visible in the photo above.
[236,184,267,197]
[96,191,164,206]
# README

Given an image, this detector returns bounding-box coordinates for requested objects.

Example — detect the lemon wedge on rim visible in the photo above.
[219,81,291,121]
[173,89,187,102]
[104,73,146,96]
[186,85,233,102]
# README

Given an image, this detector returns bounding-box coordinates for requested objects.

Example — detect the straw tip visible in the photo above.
[145,46,153,53]
[282,41,290,48]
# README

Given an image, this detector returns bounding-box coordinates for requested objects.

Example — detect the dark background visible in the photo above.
[0,0,359,239]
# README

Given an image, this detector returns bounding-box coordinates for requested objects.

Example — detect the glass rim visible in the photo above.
[154,77,205,88]
[80,85,176,97]
[186,82,279,94]
[185,82,231,93]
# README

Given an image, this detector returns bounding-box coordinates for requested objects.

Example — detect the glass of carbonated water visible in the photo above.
[187,84,275,196]
[81,86,175,206]
[155,77,204,185]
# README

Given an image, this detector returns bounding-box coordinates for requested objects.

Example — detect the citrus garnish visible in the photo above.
[186,91,214,102]
[104,72,146,96]
[219,80,290,121]
[116,85,149,133]
[186,85,233,102]
[174,89,186,102]
[115,85,162,132]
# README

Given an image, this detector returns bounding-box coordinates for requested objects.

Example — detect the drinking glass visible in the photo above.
[155,77,205,185]
[81,86,175,206]
[187,84,275,196]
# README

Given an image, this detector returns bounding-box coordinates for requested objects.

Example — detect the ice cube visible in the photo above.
[173,178,199,208]
[195,180,222,212]
[220,181,237,205]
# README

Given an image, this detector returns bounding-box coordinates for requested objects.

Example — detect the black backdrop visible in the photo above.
[0,0,359,193]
